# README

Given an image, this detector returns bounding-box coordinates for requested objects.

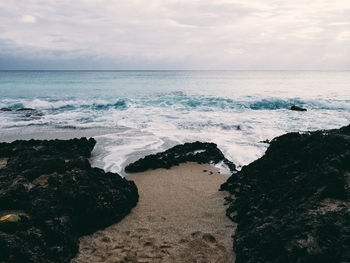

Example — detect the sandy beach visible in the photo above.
[73,162,236,263]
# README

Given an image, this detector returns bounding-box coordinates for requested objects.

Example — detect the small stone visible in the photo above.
[0,214,21,223]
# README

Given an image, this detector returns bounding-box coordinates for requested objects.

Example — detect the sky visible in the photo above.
[0,0,350,70]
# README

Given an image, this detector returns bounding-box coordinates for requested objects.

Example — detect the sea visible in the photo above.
[1,70,350,175]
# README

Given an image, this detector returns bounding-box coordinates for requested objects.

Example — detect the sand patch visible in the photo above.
[73,162,236,263]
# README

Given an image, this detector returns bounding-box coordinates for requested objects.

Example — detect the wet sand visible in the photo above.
[73,162,236,263]
[0,126,120,142]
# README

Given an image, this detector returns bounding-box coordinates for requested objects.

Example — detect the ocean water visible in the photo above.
[1,70,350,175]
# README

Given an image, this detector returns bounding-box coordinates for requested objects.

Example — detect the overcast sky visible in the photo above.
[1,0,350,70]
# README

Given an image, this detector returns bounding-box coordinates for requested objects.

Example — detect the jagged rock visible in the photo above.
[221,125,350,263]
[15,108,36,111]
[290,105,307,111]
[125,141,236,173]
[0,138,138,263]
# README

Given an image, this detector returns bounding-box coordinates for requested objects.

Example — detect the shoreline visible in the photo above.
[73,162,236,263]
[1,123,349,262]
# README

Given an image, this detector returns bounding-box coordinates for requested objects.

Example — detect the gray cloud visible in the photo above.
[0,0,350,69]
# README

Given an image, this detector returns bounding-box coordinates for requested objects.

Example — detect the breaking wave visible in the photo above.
[1,95,350,114]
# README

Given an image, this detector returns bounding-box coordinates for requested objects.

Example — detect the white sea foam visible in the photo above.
[1,71,350,175]
[213,161,232,175]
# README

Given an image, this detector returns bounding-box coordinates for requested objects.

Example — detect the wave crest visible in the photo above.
[1,95,350,114]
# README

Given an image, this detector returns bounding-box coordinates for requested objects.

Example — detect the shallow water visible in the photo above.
[1,70,350,174]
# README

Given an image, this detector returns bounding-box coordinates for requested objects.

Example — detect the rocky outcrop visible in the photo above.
[221,125,350,263]
[290,105,307,111]
[125,141,236,173]
[0,138,138,263]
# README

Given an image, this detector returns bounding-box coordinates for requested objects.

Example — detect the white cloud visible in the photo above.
[337,31,350,41]
[20,15,37,23]
[0,0,350,69]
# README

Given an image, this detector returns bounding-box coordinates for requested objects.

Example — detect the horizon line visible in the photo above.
[1,69,350,72]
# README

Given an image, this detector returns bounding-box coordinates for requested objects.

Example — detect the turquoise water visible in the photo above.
[1,70,350,174]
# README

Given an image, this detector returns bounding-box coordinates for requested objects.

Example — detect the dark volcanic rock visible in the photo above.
[125,141,236,173]
[221,125,350,263]
[15,108,36,111]
[0,108,12,111]
[291,105,307,111]
[0,138,138,263]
